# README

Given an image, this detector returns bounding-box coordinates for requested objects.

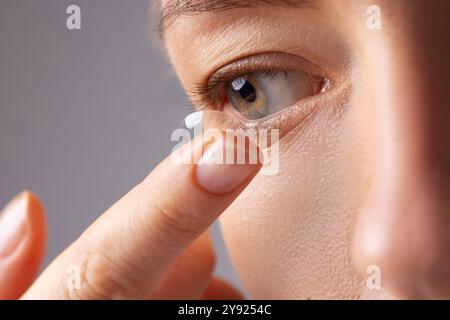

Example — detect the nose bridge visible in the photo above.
[352,16,450,298]
[365,34,447,213]
[369,35,425,172]
[356,1,450,186]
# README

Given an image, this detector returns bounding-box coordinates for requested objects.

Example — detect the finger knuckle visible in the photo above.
[149,198,203,240]
[61,250,146,300]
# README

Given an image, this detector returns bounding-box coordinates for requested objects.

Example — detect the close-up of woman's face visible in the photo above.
[161,0,450,299]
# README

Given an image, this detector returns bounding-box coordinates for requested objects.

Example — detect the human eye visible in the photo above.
[188,52,331,125]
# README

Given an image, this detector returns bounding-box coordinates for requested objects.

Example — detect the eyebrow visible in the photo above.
[159,0,314,36]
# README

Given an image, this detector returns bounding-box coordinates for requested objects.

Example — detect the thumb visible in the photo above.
[0,191,47,299]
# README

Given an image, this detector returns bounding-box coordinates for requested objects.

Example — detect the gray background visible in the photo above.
[0,0,245,295]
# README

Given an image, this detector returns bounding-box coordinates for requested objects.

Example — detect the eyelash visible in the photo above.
[188,67,290,111]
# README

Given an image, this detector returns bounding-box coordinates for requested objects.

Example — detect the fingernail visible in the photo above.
[196,141,261,194]
[0,192,29,258]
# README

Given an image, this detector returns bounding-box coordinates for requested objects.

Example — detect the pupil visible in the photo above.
[237,81,256,103]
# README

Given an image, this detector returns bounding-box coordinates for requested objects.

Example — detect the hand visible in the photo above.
[0,139,260,299]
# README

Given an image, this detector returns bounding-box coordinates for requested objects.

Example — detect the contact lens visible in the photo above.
[183,110,246,134]
[171,110,280,176]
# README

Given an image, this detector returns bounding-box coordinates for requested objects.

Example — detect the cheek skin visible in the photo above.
[219,91,377,299]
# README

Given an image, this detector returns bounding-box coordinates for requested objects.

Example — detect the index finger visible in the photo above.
[23,136,261,299]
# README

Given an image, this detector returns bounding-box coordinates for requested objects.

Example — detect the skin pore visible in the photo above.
[162,0,450,299]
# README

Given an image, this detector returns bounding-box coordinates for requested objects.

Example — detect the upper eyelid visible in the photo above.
[209,51,327,82]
